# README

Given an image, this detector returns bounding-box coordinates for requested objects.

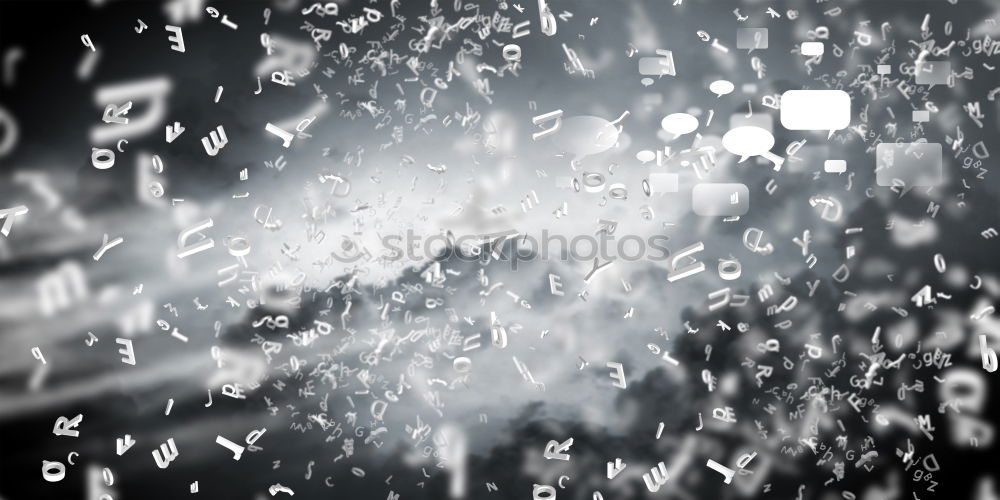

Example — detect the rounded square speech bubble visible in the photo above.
[779,90,850,137]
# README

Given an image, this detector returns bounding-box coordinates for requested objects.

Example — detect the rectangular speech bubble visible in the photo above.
[648,173,679,194]
[736,28,768,49]
[692,183,749,216]
[915,60,949,85]
[638,56,675,76]
[875,142,942,187]
[779,90,851,134]
[801,42,824,56]
[824,160,847,173]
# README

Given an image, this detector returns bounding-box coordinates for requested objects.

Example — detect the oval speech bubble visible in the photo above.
[553,116,620,157]
[722,126,774,163]
[636,150,656,163]
[708,80,735,97]
[660,113,699,138]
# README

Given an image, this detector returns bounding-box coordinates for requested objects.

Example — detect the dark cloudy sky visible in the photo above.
[1,0,999,499]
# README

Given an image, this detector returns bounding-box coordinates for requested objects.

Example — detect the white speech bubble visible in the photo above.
[640,77,654,87]
[722,126,773,162]
[779,90,850,138]
[708,80,734,98]
[660,113,699,138]
[801,42,824,56]
[636,150,656,163]
[824,160,846,173]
